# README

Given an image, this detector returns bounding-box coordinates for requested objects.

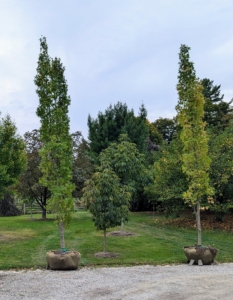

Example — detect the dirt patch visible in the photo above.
[108,231,136,236]
[0,229,34,242]
[94,252,119,258]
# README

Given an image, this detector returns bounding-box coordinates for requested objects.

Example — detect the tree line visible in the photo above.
[0,40,233,248]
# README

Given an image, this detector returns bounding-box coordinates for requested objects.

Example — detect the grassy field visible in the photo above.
[0,211,233,269]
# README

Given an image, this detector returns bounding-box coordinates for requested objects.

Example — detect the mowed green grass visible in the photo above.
[0,211,233,269]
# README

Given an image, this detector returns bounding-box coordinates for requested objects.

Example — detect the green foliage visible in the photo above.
[176,45,213,205]
[82,166,131,231]
[201,78,233,129]
[88,102,149,160]
[39,137,74,227]
[145,137,187,217]
[99,134,152,211]
[208,121,233,219]
[35,36,74,247]
[100,134,150,188]
[0,114,26,199]
[71,131,94,198]
[146,119,163,145]
[152,117,177,143]
[15,130,50,219]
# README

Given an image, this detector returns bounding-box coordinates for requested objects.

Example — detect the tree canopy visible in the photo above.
[82,160,131,252]
[16,130,51,219]
[88,101,149,160]
[201,78,233,129]
[0,114,26,199]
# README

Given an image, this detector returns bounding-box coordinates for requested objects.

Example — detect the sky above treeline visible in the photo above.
[1,0,233,138]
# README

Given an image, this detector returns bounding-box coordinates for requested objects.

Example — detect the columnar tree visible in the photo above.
[176,45,213,246]
[35,37,74,250]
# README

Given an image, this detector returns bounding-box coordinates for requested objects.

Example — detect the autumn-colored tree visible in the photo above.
[35,37,74,250]
[176,45,213,245]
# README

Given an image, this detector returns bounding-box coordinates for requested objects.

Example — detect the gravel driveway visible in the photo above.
[1,263,233,299]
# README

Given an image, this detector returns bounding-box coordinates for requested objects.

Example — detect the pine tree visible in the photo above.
[176,45,213,246]
[35,37,74,250]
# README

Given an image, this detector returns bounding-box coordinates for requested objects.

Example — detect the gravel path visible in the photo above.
[1,263,233,299]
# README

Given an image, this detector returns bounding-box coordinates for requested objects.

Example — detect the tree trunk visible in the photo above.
[59,222,65,250]
[121,218,124,233]
[195,202,202,246]
[103,228,107,253]
[42,207,46,220]
[30,202,32,218]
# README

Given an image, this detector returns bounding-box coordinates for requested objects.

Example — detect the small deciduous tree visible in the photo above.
[16,130,51,219]
[82,162,131,253]
[176,45,213,246]
[99,134,151,226]
[35,36,74,250]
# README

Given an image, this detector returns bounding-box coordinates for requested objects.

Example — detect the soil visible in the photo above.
[94,252,119,258]
[108,231,136,236]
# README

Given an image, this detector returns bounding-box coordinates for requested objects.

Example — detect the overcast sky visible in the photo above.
[1,0,233,138]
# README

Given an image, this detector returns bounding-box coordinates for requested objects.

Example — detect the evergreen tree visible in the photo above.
[35,36,74,250]
[201,78,233,129]
[176,45,213,246]
[0,114,26,199]
[88,102,149,160]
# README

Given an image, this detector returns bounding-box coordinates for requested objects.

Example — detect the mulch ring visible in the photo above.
[108,231,136,236]
[94,252,119,258]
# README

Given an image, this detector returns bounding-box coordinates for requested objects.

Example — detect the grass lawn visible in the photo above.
[0,211,233,269]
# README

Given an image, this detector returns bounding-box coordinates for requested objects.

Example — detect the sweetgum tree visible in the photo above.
[176,45,213,246]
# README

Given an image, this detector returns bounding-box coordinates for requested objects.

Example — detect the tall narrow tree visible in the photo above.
[35,37,74,250]
[176,45,213,246]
